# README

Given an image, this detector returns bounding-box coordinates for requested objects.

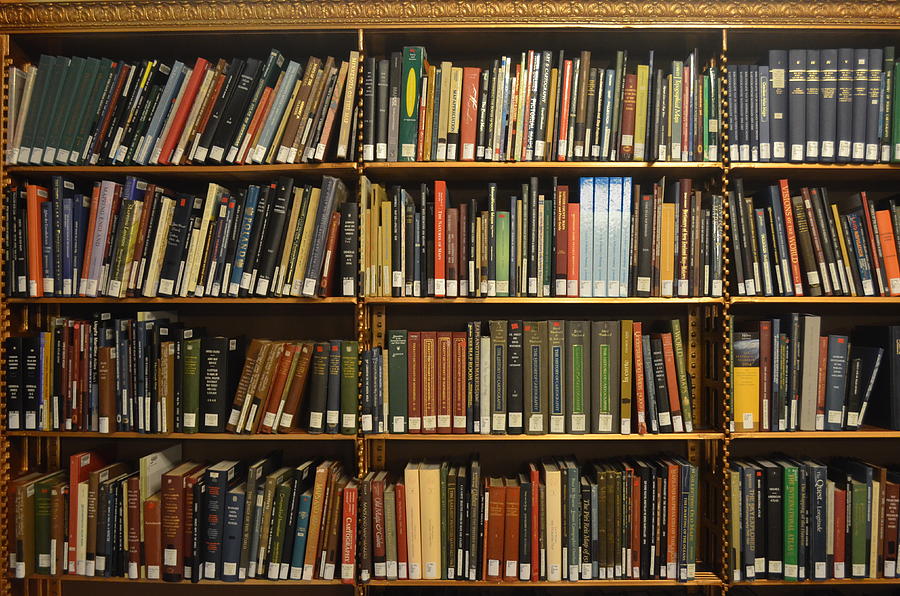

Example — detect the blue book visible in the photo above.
[228,185,260,296]
[136,61,184,164]
[619,178,633,297]
[204,461,242,580]
[40,201,54,295]
[221,483,247,582]
[288,491,313,579]
[608,177,623,297]
[593,177,609,297]
[578,177,594,296]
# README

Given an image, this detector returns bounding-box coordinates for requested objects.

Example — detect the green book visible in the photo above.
[850,479,868,577]
[400,46,427,161]
[590,320,619,434]
[17,54,55,163]
[670,60,684,161]
[496,210,510,296]
[670,319,694,432]
[34,470,65,574]
[340,340,359,435]
[387,330,408,433]
[543,197,553,294]
[781,460,799,581]
[44,56,85,163]
[565,320,589,434]
[267,479,293,577]
[70,58,115,164]
[702,74,710,160]
[182,337,201,433]
[882,47,895,162]
[31,56,70,164]
[56,56,101,164]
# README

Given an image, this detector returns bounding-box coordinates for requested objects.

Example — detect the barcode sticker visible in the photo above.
[528,416,543,433]
[183,412,196,429]
[508,412,522,428]
[148,565,160,579]
[224,562,237,577]
[262,412,276,428]
[847,412,859,427]
[423,415,437,431]
[550,416,565,433]
[885,560,896,577]
[309,411,324,429]
[834,562,845,578]
[326,410,339,425]
[492,413,506,432]
[791,144,804,161]
[164,548,177,566]
[488,560,500,576]
[853,563,866,575]
[598,414,612,433]
[408,416,421,430]
[659,411,672,427]
[342,563,355,579]
[204,413,218,427]
[99,417,109,433]
[571,413,586,433]
[424,562,438,578]
[743,412,754,429]
[342,413,356,429]
[821,140,835,158]
[453,415,466,428]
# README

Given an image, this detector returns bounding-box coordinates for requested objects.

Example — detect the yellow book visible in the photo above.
[381,197,392,297]
[831,203,857,296]
[418,462,442,579]
[634,64,650,161]
[541,459,562,581]
[403,462,423,579]
[437,61,453,161]
[660,202,676,297]
[424,64,437,161]
[291,187,321,296]
[732,331,760,431]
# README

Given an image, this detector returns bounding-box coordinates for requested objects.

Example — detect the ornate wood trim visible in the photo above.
[0,0,899,33]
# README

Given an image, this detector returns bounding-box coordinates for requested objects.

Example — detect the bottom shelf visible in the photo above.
[366,571,723,587]
[732,577,900,586]
[20,575,347,586]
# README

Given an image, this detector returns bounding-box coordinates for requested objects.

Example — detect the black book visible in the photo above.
[787,49,807,162]
[86,61,128,163]
[836,48,855,162]
[403,191,415,295]
[21,335,40,430]
[363,56,376,162]
[851,48,869,163]
[476,68,490,160]
[199,336,241,433]
[758,459,784,579]
[649,336,673,433]
[340,201,359,297]
[420,184,430,295]
[865,48,883,163]
[228,50,283,163]
[819,49,839,162]
[853,325,898,429]
[196,59,244,163]
[734,180,758,296]
[425,199,435,296]
[483,60,498,161]
[240,184,272,296]
[487,184,497,295]
[254,176,294,296]
[808,188,840,295]
[217,189,245,296]
[738,64,750,161]
[535,50,553,161]
[98,59,144,165]
[391,186,402,297]
[117,62,167,164]
[507,320,524,434]
[209,57,262,163]
[157,195,194,297]
[375,59,390,161]
[749,65,760,162]
[528,178,539,296]
[805,50,821,162]
[636,192,654,297]
[5,337,23,430]
[767,50,788,161]
[789,193,824,296]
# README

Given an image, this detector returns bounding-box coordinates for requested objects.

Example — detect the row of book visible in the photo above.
[11,447,356,582]
[731,319,899,433]
[361,319,695,435]
[3,311,359,435]
[4,175,356,299]
[729,179,900,297]
[361,177,724,298]
[5,50,360,166]
[363,47,719,163]
[728,48,900,164]
[730,457,900,581]
[358,457,699,582]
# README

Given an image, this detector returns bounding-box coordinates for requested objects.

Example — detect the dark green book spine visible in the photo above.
[387,331,408,433]
[340,340,359,434]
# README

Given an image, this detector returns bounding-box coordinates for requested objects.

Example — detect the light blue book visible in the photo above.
[593,176,609,297]
[135,61,184,164]
[607,177,622,297]
[579,177,594,296]
[619,178,633,296]
[253,60,301,163]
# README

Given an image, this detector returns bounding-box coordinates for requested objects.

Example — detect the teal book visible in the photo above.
[388,330,408,433]
[781,460,799,581]
[288,490,313,578]
[496,210,510,296]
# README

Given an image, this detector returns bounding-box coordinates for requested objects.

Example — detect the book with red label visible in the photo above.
[503,478,521,581]
[778,179,804,295]
[68,451,106,574]
[161,461,204,582]
[144,493,163,580]
[452,331,467,433]
[485,477,506,581]
[421,331,437,433]
[554,185,568,295]
[259,343,299,433]
[318,210,343,297]
[436,332,453,433]
[876,208,900,295]
[566,203,579,297]
[434,181,447,297]
[157,58,211,165]
[460,67,480,161]
[340,478,358,583]
[660,333,684,432]
[407,332,422,433]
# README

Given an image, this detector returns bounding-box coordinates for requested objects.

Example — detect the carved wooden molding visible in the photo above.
[0,0,899,32]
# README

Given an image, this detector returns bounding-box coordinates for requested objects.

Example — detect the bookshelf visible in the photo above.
[2,1,900,595]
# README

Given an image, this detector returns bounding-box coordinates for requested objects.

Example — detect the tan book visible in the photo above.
[303,460,337,580]
[423,64,437,161]
[275,56,321,163]
[436,61,453,161]
[446,66,463,160]
[312,60,349,162]
[541,459,562,581]
[620,320,633,434]
[138,445,182,542]
[159,340,175,433]
[273,187,304,296]
[403,462,423,580]
[543,67,559,161]
[244,341,286,433]
[659,202,676,297]
[337,50,361,160]
[263,75,303,164]
[12,472,42,577]
[418,462,442,579]
[288,187,321,296]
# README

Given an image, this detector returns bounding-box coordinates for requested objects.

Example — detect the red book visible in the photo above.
[566,203,579,297]
[554,185,568,296]
[395,481,409,579]
[556,59,573,161]
[371,472,387,578]
[318,210,343,297]
[660,333,685,432]
[340,479,358,583]
[861,192,886,295]
[182,467,206,580]
[407,332,422,433]
[633,322,648,434]
[630,467,641,577]
[620,73,638,160]
[759,320,772,431]
[446,207,459,297]
[434,181,448,296]
[68,451,105,573]
[452,332,467,433]
[238,86,274,164]
[421,331,437,433]
[460,67,480,161]
[485,478,506,581]
[158,58,210,164]
[778,179,804,295]
[528,464,540,582]
[436,332,453,433]
[161,462,203,582]
[834,487,847,578]
[143,493,162,579]
[25,183,49,297]
[503,479,520,581]
[259,343,298,433]
[816,336,828,428]
[876,209,900,295]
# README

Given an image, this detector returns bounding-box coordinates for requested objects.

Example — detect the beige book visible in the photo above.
[337,50,360,160]
[289,187,321,296]
[172,66,215,164]
[543,67,559,161]
[76,480,90,574]
[11,65,37,164]
[277,61,323,163]
[261,76,303,164]
[403,462,423,580]
[142,196,175,297]
[446,66,463,160]
[542,459,562,581]
[418,462,442,579]
[273,187,304,296]
[359,176,372,295]
[235,340,273,432]
[436,61,453,160]
[179,185,218,296]
[138,445,182,542]
[159,341,175,433]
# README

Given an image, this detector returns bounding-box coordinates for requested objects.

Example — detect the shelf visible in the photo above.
[6,162,359,182]
[23,574,346,586]
[7,430,356,441]
[732,426,900,439]
[731,162,900,171]
[366,296,723,305]
[6,296,357,305]
[729,161,900,182]
[362,160,723,181]
[730,296,900,305]
[366,571,722,587]
[367,431,725,441]
[732,577,900,586]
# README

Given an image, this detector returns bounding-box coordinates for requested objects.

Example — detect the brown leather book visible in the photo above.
[503,477,520,581]
[452,332,467,434]
[86,462,129,574]
[317,210,342,296]
[485,477,506,581]
[322,474,351,579]
[407,332,422,433]
[315,464,339,578]
[12,472,42,578]
[421,331,438,433]
[161,461,203,582]
[226,338,268,433]
[436,332,453,434]
[259,343,299,433]
[277,56,322,160]
[125,475,142,578]
[182,466,208,580]
[127,183,157,294]
[244,341,285,433]
[277,342,314,433]
[302,460,335,579]
[97,346,116,433]
[143,493,162,580]
[371,470,388,578]
[50,480,67,575]
[620,73,638,160]
[294,58,336,160]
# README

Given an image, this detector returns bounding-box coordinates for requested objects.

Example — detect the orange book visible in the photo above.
[158,58,210,164]
[436,332,453,433]
[25,183,49,297]
[876,209,900,295]
[660,332,684,432]
[238,85,274,164]
[503,479,520,581]
[277,342,315,433]
[485,477,506,581]
[451,332,467,433]
[259,343,299,433]
[434,181,448,296]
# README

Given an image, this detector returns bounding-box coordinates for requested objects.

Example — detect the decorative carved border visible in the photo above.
[0,0,899,33]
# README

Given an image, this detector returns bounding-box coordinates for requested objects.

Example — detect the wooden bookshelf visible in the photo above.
[367,431,725,441]
[6,296,358,305]
[32,575,348,586]
[6,163,359,182]
[7,430,356,441]
[366,571,723,586]
[731,426,900,440]
[366,296,723,305]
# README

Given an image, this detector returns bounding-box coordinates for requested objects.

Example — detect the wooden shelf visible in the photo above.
[7,296,357,305]
[366,571,722,587]
[731,577,900,586]
[732,426,900,439]
[7,430,356,441]
[368,431,725,441]
[366,296,723,305]
[6,162,359,181]
[730,296,900,305]
[23,574,347,586]
[731,162,900,171]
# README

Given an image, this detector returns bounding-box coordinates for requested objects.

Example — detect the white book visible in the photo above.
[593,177,608,297]
[608,176,622,297]
[142,197,175,297]
[579,177,594,297]
[542,461,562,581]
[403,463,423,580]
[620,177,633,296]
